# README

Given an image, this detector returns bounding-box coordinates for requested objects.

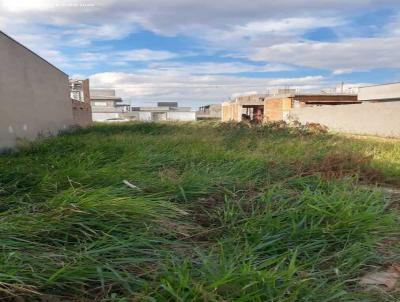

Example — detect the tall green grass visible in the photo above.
[0,122,399,301]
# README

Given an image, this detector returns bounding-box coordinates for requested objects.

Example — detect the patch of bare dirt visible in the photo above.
[360,264,400,291]
[159,167,181,183]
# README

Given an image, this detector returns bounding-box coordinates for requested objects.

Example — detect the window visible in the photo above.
[93,101,107,107]
[70,90,83,101]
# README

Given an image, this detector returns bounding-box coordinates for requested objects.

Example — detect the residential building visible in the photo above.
[287,82,400,137]
[69,79,92,127]
[358,82,400,102]
[127,102,196,122]
[196,104,222,120]
[222,94,266,123]
[0,31,73,150]
[157,102,178,108]
[264,93,359,122]
[222,92,358,122]
[90,89,130,122]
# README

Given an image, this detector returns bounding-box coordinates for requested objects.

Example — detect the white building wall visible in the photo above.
[127,110,196,122]
[166,111,196,121]
[138,112,152,121]
[92,112,120,121]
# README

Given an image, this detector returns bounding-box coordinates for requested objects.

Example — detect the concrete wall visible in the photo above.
[166,111,196,121]
[125,111,152,121]
[359,83,400,101]
[92,112,120,121]
[127,111,196,122]
[222,102,241,122]
[0,32,73,149]
[138,112,152,121]
[289,102,400,137]
[197,104,222,120]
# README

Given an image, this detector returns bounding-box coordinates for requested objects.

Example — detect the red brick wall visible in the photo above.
[72,79,92,127]
[72,100,92,127]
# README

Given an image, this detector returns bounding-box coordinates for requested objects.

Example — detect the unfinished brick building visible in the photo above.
[222,92,358,122]
[69,79,92,127]
[222,94,266,123]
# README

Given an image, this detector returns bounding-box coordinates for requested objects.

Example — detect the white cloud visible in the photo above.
[117,49,179,61]
[0,0,394,40]
[1,0,53,12]
[1,0,400,107]
[63,24,135,46]
[89,71,326,107]
[250,37,400,73]
[232,17,341,37]
[385,12,400,36]
[148,62,294,74]
[71,51,295,73]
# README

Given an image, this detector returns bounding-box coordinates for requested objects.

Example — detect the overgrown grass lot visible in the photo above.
[1,122,400,301]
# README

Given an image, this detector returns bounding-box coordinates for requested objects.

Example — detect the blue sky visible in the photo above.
[1,0,400,107]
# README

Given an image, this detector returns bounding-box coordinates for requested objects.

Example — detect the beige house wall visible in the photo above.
[289,102,400,137]
[0,32,73,149]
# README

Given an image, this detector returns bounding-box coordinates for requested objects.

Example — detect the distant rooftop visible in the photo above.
[91,96,122,102]
[266,92,357,98]
[132,106,192,112]
[157,102,178,108]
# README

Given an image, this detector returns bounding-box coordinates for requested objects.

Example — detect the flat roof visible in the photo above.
[0,30,68,76]
[224,92,356,104]
[132,106,193,112]
[91,96,122,101]
[267,92,357,98]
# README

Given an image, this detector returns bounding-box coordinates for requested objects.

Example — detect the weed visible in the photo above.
[0,122,399,301]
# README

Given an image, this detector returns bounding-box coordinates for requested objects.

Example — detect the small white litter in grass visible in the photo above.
[123,180,142,191]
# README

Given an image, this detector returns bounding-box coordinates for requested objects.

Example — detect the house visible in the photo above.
[90,89,130,122]
[222,92,358,122]
[196,104,222,120]
[358,82,400,102]
[222,94,266,122]
[0,31,74,150]
[69,79,92,127]
[264,92,359,122]
[157,102,178,108]
[127,102,196,122]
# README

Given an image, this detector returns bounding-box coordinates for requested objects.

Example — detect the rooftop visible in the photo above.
[132,106,193,112]
[91,96,123,101]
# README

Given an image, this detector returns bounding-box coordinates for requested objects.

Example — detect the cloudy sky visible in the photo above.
[1,0,400,107]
